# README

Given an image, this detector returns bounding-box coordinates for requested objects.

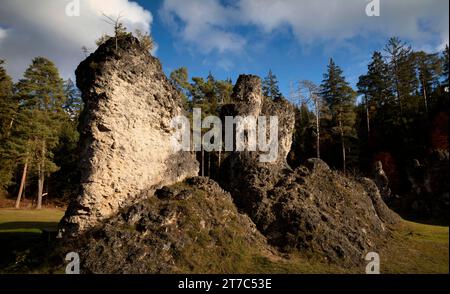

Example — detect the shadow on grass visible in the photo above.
[0,222,59,230]
[0,222,60,273]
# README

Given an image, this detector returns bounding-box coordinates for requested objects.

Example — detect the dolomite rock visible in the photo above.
[221,74,295,165]
[60,36,198,236]
[219,74,295,213]
[59,177,268,273]
[219,75,399,265]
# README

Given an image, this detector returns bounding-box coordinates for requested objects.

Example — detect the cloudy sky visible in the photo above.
[0,0,448,96]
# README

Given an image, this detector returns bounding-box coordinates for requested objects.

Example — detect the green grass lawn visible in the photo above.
[380,221,449,273]
[0,208,447,274]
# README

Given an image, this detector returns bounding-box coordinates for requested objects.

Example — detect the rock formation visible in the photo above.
[219,75,399,265]
[59,39,400,270]
[60,36,199,236]
[60,177,267,273]
[373,161,392,202]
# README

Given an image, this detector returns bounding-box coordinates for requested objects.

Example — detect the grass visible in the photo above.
[0,208,65,273]
[380,221,449,274]
[0,207,447,274]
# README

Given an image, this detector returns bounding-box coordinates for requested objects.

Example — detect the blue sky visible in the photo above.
[0,0,448,99]
[141,0,449,97]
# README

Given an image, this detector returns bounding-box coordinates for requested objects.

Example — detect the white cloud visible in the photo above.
[0,27,7,42]
[160,0,246,54]
[0,0,153,80]
[160,0,449,54]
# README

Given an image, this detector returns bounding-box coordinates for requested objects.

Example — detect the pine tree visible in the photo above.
[357,75,371,136]
[170,67,191,109]
[0,60,18,189]
[15,57,66,209]
[413,51,442,113]
[262,70,282,100]
[298,80,325,158]
[216,78,233,105]
[442,45,449,89]
[204,72,218,114]
[321,59,357,171]
[63,79,83,119]
[384,37,418,114]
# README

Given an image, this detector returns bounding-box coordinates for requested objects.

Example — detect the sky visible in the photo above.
[0,0,448,98]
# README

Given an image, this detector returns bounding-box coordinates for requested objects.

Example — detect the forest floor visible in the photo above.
[0,208,448,274]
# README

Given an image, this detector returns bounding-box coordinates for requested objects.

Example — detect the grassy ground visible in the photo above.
[380,221,449,273]
[0,208,65,273]
[0,208,447,274]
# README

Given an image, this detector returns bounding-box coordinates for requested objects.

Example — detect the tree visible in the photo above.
[101,13,128,50]
[413,51,442,114]
[384,37,418,114]
[321,59,357,171]
[0,60,18,190]
[134,29,154,53]
[15,57,66,209]
[357,74,371,135]
[216,78,233,105]
[0,60,15,140]
[63,79,83,119]
[170,67,191,109]
[442,45,449,89]
[262,70,282,100]
[298,80,324,158]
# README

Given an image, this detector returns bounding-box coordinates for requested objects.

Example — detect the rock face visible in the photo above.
[219,76,399,265]
[61,177,267,273]
[373,161,392,202]
[60,36,198,236]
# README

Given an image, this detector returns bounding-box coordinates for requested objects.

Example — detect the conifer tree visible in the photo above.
[63,79,83,119]
[321,59,357,171]
[384,37,418,114]
[413,51,442,113]
[0,60,17,189]
[15,57,66,209]
[262,70,282,100]
[442,45,449,89]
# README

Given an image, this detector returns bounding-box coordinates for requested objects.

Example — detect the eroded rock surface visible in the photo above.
[219,76,400,265]
[61,177,267,273]
[60,36,198,236]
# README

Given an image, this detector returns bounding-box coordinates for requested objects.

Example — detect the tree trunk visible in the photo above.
[339,119,346,172]
[15,159,28,209]
[422,78,428,114]
[37,141,46,209]
[6,116,15,138]
[365,95,370,135]
[341,134,346,172]
[315,98,320,158]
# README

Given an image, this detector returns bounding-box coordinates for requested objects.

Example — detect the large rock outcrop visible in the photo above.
[60,36,198,236]
[60,177,268,273]
[219,75,399,265]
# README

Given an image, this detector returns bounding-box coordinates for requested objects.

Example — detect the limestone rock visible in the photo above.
[60,36,199,236]
[373,161,392,202]
[60,177,267,273]
[219,75,399,265]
